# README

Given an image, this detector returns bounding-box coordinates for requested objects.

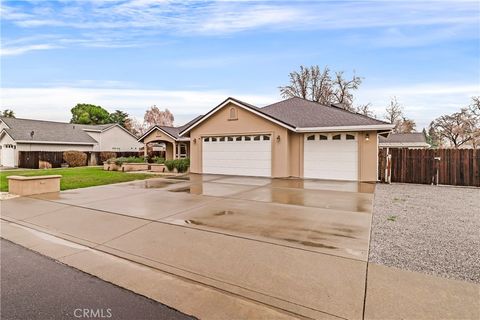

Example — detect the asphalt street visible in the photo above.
[0,239,195,320]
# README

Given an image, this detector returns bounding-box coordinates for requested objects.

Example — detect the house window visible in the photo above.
[177,143,188,158]
[263,135,270,140]
[211,137,217,142]
[227,136,234,141]
[332,134,341,140]
[346,134,355,140]
[253,135,261,141]
[236,136,242,141]
[307,135,315,141]
[319,134,328,140]
[229,107,238,120]
[203,137,210,142]
[244,136,251,141]
[219,137,225,142]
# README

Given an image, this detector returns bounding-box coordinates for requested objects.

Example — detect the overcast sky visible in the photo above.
[1,0,479,129]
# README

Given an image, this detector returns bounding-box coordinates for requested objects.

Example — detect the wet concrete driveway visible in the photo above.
[2,174,376,319]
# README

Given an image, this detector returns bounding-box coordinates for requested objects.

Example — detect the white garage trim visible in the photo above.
[202,134,272,177]
[304,133,358,181]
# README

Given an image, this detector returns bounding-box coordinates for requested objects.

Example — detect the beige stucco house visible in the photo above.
[140,97,393,181]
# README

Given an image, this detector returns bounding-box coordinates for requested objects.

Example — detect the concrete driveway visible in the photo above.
[2,174,477,319]
[1,174,374,319]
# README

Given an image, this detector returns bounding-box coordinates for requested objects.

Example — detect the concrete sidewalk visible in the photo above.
[1,176,478,319]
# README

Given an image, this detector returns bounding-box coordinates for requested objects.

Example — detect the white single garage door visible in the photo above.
[202,134,271,177]
[304,133,358,181]
[1,144,16,167]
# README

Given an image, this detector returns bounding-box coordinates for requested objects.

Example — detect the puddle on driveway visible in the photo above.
[168,183,255,197]
[164,201,370,260]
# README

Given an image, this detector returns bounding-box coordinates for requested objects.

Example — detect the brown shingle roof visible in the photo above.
[260,97,389,128]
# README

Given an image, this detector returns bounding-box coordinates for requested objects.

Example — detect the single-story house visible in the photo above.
[379,132,430,149]
[0,117,142,167]
[139,97,394,181]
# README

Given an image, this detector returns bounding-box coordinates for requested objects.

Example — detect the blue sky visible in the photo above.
[1,0,479,129]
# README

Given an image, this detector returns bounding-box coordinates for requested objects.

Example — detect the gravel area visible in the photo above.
[369,183,480,283]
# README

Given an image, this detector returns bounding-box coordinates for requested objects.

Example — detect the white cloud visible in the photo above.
[1,1,478,54]
[357,83,479,129]
[0,44,60,56]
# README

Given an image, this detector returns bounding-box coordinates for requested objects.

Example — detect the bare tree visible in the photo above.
[124,117,146,136]
[144,106,174,128]
[469,96,480,117]
[279,65,362,111]
[384,97,417,133]
[429,108,476,148]
[396,118,417,133]
[355,103,376,118]
[332,71,362,111]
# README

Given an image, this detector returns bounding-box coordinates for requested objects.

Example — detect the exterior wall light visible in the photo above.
[365,133,370,141]
[193,138,197,144]
[276,135,281,142]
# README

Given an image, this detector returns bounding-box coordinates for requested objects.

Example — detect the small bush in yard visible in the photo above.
[152,157,165,164]
[164,159,175,171]
[113,156,145,166]
[175,158,190,173]
[100,152,116,163]
[63,151,87,167]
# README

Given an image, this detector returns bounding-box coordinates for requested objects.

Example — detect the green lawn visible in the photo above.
[0,166,154,192]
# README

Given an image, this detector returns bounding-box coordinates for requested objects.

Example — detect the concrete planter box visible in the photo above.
[103,163,120,171]
[7,175,61,196]
[121,163,149,172]
[150,164,166,172]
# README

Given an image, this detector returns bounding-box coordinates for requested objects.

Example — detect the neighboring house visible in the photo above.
[379,132,430,149]
[142,96,393,181]
[138,116,202,159]
[0,117,142,167]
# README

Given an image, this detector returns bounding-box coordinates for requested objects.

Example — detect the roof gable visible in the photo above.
[179,97,295,136]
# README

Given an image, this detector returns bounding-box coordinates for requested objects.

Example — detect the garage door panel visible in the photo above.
[304,135,358,181]
[202,137,272,177]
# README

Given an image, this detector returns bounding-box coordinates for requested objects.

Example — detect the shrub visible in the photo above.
[164,159,175,171]
[63,151,87,167]
[100,152,116,163]
[175,158,190,173]
[153,157,165,164]
[113,156,144,166]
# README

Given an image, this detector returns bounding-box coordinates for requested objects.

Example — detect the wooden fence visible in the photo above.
[378,148,480,187]
[18,151,141,169]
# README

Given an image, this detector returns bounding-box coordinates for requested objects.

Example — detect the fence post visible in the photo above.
[434,156,441,185]
[386,153,392,184]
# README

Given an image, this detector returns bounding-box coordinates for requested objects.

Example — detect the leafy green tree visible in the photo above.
[70,104,110,124]
[108,110,129,126]
[1,109,15,117]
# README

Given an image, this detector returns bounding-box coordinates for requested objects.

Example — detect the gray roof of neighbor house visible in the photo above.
[260,97,389,128]
[0,117,104,144]
[379,132,429,144]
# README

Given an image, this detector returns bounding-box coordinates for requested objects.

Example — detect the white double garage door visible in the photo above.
[202,133,358,180]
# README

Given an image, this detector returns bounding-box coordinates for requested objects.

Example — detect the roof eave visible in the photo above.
[16,140,96,145]
[137,125,178,142]
[296,124,394,133]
